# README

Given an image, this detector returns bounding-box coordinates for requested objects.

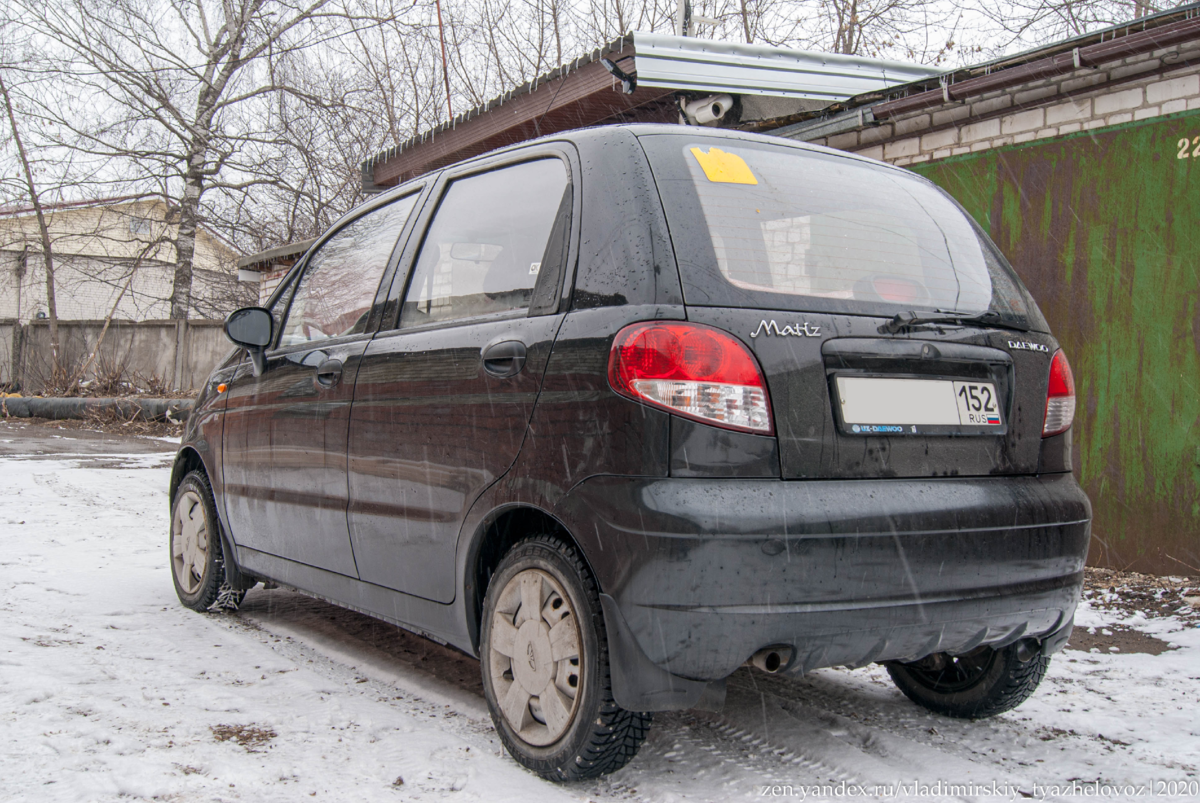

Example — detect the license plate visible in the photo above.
[836,377,1003,433]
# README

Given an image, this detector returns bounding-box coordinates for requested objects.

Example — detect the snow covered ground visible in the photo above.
[2,423,1198,802]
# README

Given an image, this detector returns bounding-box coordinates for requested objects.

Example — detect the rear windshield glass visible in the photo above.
[639,135,1046,332]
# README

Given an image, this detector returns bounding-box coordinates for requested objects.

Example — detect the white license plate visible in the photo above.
[836,377,1003,430]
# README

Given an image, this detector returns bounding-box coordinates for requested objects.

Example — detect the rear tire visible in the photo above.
[170,470,244,613]
[479,536,651,781]
[886,643,1049,719]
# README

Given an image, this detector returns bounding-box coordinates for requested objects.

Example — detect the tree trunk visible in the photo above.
[170,169,203,320]
[0,70,60,369]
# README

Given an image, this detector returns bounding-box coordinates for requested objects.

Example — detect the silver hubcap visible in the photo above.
[172,489,209,595]
[487,568,582,746]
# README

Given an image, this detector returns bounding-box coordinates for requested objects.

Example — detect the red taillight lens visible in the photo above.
[609,322,773,434]
[1042,349,1076,437]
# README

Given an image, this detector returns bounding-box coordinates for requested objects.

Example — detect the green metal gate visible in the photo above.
[913,110,1200,576]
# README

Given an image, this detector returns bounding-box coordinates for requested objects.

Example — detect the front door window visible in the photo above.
[281,193,419,346]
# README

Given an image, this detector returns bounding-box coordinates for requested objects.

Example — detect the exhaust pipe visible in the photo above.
[749,646,793,674]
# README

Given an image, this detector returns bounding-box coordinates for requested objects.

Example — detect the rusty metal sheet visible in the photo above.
[912,111,1200,576]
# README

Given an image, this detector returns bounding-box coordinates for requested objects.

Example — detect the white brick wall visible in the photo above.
[1046,99,1091,125]
[883,138,921,160]
[798,45,1200,167]
[1001,108,1045,135]
[962,118,1000,141]
[1094,87,1144,116]
[1148,74,1200,103]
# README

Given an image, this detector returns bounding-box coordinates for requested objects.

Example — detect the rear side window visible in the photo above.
[401,159,568,327]
[640,135,1046,331]
[279,194,418,347]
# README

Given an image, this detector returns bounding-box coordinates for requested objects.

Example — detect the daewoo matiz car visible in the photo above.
[170,124,1091,781]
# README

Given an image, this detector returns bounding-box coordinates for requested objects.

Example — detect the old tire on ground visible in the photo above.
[886,643,1049,719]
[170,470,244,613]
[480,536,651,781]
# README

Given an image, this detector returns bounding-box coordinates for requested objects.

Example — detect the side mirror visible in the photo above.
[224,307,273,376]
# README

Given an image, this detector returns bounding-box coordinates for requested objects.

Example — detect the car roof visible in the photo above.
[440,122,916,186]
[359,122,918,233]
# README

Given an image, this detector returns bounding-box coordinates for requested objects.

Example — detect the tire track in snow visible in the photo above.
[229,589,857,802]
[710,664,1168,802]
[232,588,1044,801]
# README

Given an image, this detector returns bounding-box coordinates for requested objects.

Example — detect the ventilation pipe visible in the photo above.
[683,94,735,125]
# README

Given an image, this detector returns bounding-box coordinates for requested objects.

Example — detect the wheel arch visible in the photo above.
[464,503,597,654]
[169,446,208,503]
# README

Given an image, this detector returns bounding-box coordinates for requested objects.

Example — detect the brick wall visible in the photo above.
[797,44,1200,165]
[257,266,291,306]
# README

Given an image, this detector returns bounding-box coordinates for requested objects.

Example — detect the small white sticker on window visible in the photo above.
[529,262,541,275]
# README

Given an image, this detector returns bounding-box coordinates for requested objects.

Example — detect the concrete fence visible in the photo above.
[1,318,233,394]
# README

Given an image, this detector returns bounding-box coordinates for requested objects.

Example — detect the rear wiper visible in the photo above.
[880,310,1027,334]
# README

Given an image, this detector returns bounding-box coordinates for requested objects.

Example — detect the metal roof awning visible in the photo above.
[360,32,944,190]
[237,237,316,271]
[361,35,677,191]
[632,33,943,101]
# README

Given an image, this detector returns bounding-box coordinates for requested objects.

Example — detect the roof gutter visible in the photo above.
[770,106,878,141]
[874,16,1200,119]
[237,237,317,270]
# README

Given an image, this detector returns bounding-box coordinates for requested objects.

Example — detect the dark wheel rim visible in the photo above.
[903,646,997,693]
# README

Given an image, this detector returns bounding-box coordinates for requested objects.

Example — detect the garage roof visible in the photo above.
[632,33,940,100]
[361,32,940,191]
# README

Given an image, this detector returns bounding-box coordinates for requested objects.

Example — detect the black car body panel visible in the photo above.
[571,129,684,309]
[175,123,1092,716]
[553,472,1089,683]
[347,312,565,602]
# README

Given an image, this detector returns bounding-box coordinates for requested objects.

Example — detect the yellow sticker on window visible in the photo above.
[689,146,758,185]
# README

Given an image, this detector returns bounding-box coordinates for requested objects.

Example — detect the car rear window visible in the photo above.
[639,135,1046,331]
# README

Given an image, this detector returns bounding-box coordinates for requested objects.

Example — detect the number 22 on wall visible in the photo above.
[1177,136,1200,159]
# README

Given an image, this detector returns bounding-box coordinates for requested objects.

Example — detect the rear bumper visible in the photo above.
[554,472,1091,701]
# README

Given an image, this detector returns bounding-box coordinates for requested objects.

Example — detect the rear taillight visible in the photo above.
[608,322,773,434]
[1042,349,1076,437]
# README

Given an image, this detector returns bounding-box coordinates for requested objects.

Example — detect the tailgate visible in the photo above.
[687,307,1058,479]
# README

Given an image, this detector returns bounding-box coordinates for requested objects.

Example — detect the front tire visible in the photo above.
[170,470,244,612]
[480,536,651,781]
[886,643,1049,719]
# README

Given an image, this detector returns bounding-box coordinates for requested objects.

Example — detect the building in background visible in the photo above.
[0,196,250,392]
[0,195,247,322]
[236,237,316,306]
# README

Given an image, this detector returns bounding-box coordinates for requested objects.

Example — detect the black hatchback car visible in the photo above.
[170,124,1091,781]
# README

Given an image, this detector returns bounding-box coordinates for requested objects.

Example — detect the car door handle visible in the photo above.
[314,359,343,389]
[482,340,527,378]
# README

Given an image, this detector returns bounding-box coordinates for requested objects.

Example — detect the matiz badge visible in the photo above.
[1008,340,1050,353]
[751,320,822,338]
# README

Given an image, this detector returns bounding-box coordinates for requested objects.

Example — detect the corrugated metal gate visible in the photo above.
[912,110,1200,575]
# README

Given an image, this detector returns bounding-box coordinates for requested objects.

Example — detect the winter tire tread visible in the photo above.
[171,470,245,614]
[887,644,1050,720]
[481,535,651,782]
